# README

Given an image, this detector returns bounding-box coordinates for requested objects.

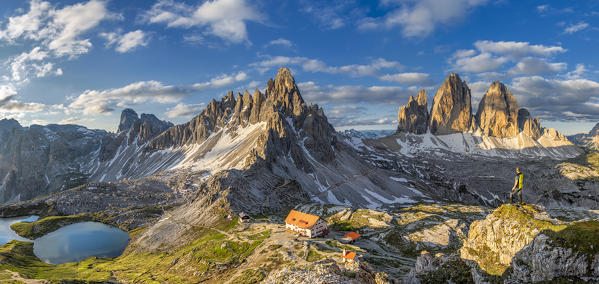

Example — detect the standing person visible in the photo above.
[510,167,523,205]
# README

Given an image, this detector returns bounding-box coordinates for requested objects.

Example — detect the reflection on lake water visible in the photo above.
[33,222,130,264]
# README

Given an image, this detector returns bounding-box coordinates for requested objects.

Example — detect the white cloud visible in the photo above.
[266,38,292,47]
[324,104,397,127]
[566,64,587,79]
[360,0,489,38]
[536,5,549,12]
[300,1,354,30]
[46,0,114,57]
[0,85,17,102]
[165,103,206,118]
[509,76,599,120]
[0,0,51,41]
[508,57,566,75]
[0,84,47,114]
[452,52,508,73]
[450,40,567,76]
[101,30,150,53]
[68,72,248,114]
[145,0,263,43]
[252,56,402,78]
[30,119,48,125]
[0,0,118,113]
[380,72,432,85]
[58,117,84,124]
[564,22,589,34]
[473,40,566,58]
[0,100,46,113]
[298,81,411,105]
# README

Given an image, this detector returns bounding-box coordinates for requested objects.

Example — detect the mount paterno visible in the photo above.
[392,73,580,159]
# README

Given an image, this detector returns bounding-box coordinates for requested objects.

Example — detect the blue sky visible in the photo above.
[0,0,598,134]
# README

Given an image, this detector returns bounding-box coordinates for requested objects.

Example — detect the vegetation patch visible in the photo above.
[306,250,324,262]
[0,241,113,282]
[0,218,271,283]
[418,258,474,284]
[232,269,265,283]
[543,220,599,256]
[10,214,91,239]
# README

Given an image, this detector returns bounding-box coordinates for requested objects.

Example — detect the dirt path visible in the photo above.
[222,223,309,284]
[0,270,47,283]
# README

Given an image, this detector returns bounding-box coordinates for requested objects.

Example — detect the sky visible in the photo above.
[0,0,598,135]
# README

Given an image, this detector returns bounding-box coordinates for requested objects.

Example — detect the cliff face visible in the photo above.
[508,220,599,282]
[429,73,473,135]
[397,89,429,134]
[475,81,519,138]
[517,108,542,140]
[397,74,573,145]
[99,109,173,162]
[0,121,107,203]
[460,204,566,276]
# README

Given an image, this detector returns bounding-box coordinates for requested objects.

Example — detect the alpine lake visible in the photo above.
[0,216,129,264]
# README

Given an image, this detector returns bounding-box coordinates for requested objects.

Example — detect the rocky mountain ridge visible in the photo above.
[0,120,107,203]
[397,73,552,142]
[568,122,599,150]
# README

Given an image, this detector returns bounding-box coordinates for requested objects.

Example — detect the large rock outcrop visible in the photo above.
[429,73,473,135]
[507,220,599,282]
[517,108,542,140]
[460,204,567,276]
[475,81,519,138]
[397,90,429,134]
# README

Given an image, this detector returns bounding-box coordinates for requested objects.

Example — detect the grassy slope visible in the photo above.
[10,214,91,239]
[0,215,278,283]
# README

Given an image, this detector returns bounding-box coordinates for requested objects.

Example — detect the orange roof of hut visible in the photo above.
[344,232,361,241]
[342,251,357,260]
[285,210,320,229]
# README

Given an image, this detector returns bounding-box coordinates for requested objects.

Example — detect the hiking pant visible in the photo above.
[510,188,522,203]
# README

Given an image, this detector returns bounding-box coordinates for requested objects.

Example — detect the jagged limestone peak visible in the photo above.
[117,108,139,132]
[429,73,473,135]
[267,67,307,117]
[397,89,429,134]
[476,81,519,138]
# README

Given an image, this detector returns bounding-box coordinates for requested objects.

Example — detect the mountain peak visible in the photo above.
[429,72,473,134]
[398,89,429,134]
[267,67,306,117]
[118,108,139,132]
[476,81,519,138]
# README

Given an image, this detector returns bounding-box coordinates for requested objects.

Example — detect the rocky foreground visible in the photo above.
[0,201,596,283]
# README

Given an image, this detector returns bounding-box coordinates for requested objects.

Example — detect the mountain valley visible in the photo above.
[0,68,597,283]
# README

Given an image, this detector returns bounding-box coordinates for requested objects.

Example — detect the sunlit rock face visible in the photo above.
[429,73,473,135]
[476,81,519,138]
[397,89,429,134]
